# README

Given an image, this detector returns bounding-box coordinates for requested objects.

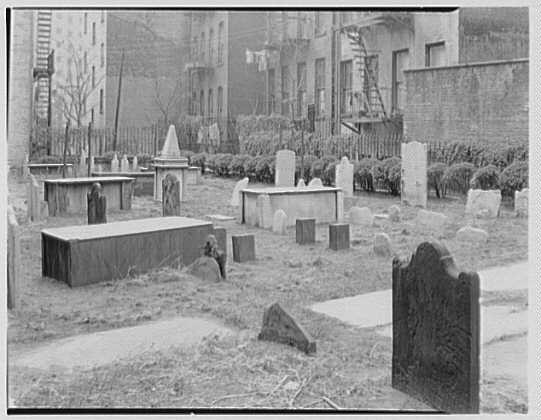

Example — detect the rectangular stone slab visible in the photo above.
[231,234,255,263]
[44,177,135,216]
[329,223,350,250]
[92,171,155,196]
[296,218,316,244]
[240,187,342,227]
[41,217,213,287]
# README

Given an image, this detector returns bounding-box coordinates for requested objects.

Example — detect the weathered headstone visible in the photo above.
[272,209,288,235]
[514,188,528,217]
[465,189,501,218]
[456,226,488,243]
[111,153,119,172]
[162,173,181,217]
[297,178,306,188]
[230,177,249,206]
[329,223,350,251]
[388,205,401,222]
[308,177,323,188]
[349,206,373,226]
[132,155,138,171]
[7,206,20,310]
[232,234,256,263]
[275,149,296,187]
[392,241,480,413]
[416,209,448,236]
[187,256,222,282]
[120,154,130,173]
[374,233,392,256]
[87,182,107,224]
[192,234,226,281]
[401,141,427,208]
[296,218,316,245]
[26,175,42,222]
[335,156,354,197]
[258,302,316,354]
[257,193,273,229]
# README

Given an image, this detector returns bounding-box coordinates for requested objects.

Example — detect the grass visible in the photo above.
[7,172,528,411]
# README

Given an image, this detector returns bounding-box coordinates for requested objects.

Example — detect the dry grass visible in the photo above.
[7,172,528,411]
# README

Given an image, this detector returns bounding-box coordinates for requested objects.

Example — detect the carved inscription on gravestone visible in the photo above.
[401,141,427,208]
[392,242,480,413]
[162,173,181,216]
[275,150,296,187]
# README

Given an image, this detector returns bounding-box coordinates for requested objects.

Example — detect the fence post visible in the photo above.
[62,120,70,178]
[87,122,92,177]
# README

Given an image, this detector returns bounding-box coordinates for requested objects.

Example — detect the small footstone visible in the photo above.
[456,226,488,243]
[374,233,393,256]
[349,206,373,226]
[258,302,316,354]
[329,223,350,251]
[308,177,323,188]
[187,256,222,282]
[297,178,306,188]
[296,218,315,245]
[232,234,256,263]
[388,205,401,222]
[272,209,288,235]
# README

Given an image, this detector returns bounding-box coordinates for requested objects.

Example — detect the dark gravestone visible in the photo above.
[258,302,316,354]
[213,227,227,257]
[187,256,222,282]
[329,223,349,250]
[232,234,255,263]
[392,242,480,413]
[162,173,181,216]
[87,182,107,224]
[202,234,226,280]
[296,218,316,245]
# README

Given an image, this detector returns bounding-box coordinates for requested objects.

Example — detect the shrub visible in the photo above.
[442,162,476,195]
[205,153,220,173]
[310,159,326,179]
[295,154,317,183]
[191,152,208,172]
[499,160,528,198]
[33,155,63,164]
[243,156,259,181]
[427,162,448,198]
[470,164,501,190]
[215,153,234,177]
[229,154,251,178]
[255,155,275,183]
[353,158,377,192]
[179,149,195,163]
[381,157,401,195]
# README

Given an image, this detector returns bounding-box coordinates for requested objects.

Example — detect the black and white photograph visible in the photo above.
[3,2,538,415]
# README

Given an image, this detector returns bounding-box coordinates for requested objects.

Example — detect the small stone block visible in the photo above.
[258,302,316,354]
[296,218,316,245]
[329,223,350,251]
[213,227,227,256]
[232,234,255,263]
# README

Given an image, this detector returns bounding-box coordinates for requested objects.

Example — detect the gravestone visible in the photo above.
[230,177,249,206]
[257,193,273,229]
[120,154,130,172]
[514,188,528,217]
[329,223,350,251]
[374,233,392,256]
[187,256,222,282]
[388,205,401,222]
[162,173,181,217]
[308,177,323,188]
[465,189,501,218]
[213,227,227,257]
[296,218,316,245]
[26,175,42,222]
[111,153,119,172]
[258,302,316,354]
[349,206,373,226]
[132,156,138,171]
[392,241,480,413]
[87,182,107,224]
[7,206,20,310]
[416,209,448,236]
[272,209,288,235]
[297,178,306,188]
[232,234,256,263]
[401,141,427,208]
[335,156,354,197]
[275,149,296,187]
[456,226,488,243]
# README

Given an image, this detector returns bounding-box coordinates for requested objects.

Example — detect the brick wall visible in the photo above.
[403,59,528,147]
[8,10,34,168]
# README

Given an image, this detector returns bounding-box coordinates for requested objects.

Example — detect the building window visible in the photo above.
[208,88,214,117]
[200,32,205,61]
[392,49,409,114]
[100,43,104,67]
[92,66,95,88]
[425,41,445,67]
[363,55,378,111]
[208,29,214,64]
[217,86,223,115]
[281,65,290,116]
[217,21,224,65]
[315,58,325,116]
[84,13,88,34]
[296,62,306,117]
[340,60,353,115]
[92,22,96,45]
[314,12,324,36]
[84,51,87,73]
[199,90,204,116]
[99,89,103,114]
[268,68,275,115]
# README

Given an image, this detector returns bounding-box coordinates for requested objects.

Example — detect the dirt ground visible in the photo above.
[7,172,528,412]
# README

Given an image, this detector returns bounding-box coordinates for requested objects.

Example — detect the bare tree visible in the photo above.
[152,75,183,125]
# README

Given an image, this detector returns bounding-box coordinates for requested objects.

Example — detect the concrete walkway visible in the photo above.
[12,316,233,372]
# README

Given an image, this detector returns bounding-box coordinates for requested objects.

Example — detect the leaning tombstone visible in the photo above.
[335,156,354,197]
[7,206,20,310]
[275,149,296,187]
[401,141,427,208]
[87,182,107,224]
[230,177,249,206]
[392,241,480,413]
[162,173,181,216]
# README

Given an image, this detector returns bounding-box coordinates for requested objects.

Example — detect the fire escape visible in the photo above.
[34,9,53,123]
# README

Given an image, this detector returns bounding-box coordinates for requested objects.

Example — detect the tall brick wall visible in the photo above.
[403,59,528,147]
[8,10,34,167]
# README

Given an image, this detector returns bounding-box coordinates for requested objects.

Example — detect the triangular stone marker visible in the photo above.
[258,302,316,354]
[160,125,182,159]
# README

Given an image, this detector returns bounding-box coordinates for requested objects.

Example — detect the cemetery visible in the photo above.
[6,124,529,413]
